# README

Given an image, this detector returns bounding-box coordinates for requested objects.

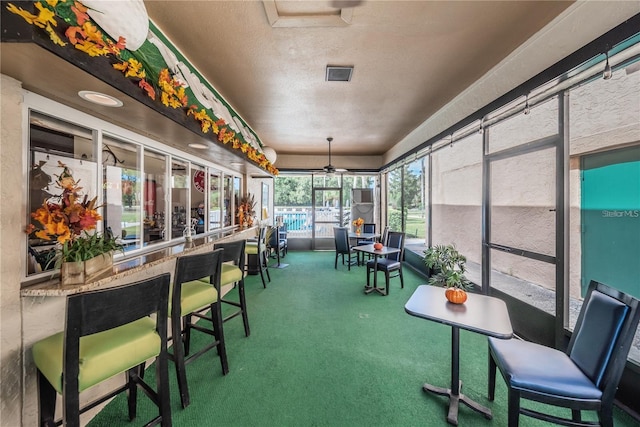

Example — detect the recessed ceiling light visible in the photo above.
[78,90,123,107]
[188,143,208,149]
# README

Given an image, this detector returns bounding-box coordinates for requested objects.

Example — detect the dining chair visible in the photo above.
[245,226,270,288]
[32,274,172,427]
[356,223,377,264]
[488,280,640,427]
[279,223,288,257]
[214,239,250,337]
[333,226,356,270]
[366,231,405,295]
[169,249,228,408]
[267,225,286,266]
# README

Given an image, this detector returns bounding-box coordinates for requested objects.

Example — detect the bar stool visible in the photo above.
[32,274,172,427]
[169,249,227,408]
[245,226,270,288]
[214,239,250,337]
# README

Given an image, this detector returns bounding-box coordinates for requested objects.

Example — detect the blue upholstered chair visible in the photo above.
[366,231,405,295]
[32,274,172,427]
[488,280,640,427]
[333,227,356,270]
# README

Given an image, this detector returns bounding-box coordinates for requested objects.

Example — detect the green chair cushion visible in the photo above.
[245,242,258,255]
[32,317,160,394]
[172,280,218,316]
[220,263,243,286]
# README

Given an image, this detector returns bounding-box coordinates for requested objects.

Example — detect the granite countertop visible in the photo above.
[21,227,254,297]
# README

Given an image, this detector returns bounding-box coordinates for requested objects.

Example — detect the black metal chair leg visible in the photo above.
[156,352,172,427]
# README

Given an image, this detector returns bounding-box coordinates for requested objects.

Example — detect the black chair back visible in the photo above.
[66,273,170,341]
[334,227,350,253]
[173,249,224,305]
[268,226,280,247]
[380,226,390,245]
[363,223,375,234]
[385,231,405,262]
[215,239,246,270]
[568,281,640,398]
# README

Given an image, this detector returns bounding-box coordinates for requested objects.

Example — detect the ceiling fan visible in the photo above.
[321,137,347,174]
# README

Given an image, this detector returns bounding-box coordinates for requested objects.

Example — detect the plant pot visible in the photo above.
[445,287,467,304]
[60,261,85,286]
[60,252,113,286]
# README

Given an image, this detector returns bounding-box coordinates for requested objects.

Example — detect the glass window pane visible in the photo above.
[143,151,166,245]
[490,249,556,315]
[387,168,403,232]
[27,115,96,275]
[170,159,189,239]
[431,132,482,267]
[190,165,206,236]
[223,175,233,227]
[103,137,141,251]
[274,175,312,238]
[209,171,221,230]
[490,147,556,256]
[488,96,559,154]
[404,159,426,243]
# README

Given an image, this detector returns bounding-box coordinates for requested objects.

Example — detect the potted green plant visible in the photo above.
[423,244,471,303]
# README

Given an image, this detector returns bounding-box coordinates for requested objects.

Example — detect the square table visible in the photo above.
[405,285,513,425]
[352,244,400,295]
[348,232,381,265]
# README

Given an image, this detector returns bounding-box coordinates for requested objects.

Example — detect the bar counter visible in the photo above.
[20,226,257,297]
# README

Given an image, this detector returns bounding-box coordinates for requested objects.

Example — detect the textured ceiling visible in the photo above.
[143,1,573,156]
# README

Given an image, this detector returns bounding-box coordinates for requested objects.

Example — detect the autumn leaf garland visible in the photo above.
[7,0,278,175]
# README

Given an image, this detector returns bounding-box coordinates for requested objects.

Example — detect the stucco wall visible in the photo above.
[1,74,25,427]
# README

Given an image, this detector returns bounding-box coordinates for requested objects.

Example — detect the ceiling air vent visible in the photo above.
[326,65,353,82]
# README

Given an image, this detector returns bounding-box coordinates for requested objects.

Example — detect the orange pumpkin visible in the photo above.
[373,242,383,250]
[445,287,467,304]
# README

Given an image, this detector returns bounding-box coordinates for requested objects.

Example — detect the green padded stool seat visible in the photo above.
[33,317,160,394]
[170,279,218,316]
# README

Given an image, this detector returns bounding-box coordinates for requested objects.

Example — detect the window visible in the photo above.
[143,151,167,245]
[27,113,95,276]
[102,136,141,251]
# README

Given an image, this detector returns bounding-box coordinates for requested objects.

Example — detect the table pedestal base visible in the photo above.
[364,285,386,296]
[422,380,492,425]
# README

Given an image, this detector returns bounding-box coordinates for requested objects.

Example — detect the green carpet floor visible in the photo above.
[88,251,639,427]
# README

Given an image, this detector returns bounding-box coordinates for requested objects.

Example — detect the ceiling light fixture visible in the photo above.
[188,143,208,149]
[78,90,123,107]
[603,51,613,80]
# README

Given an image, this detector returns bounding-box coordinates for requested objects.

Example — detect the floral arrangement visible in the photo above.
[25,162,121,264]
[352,217,365,228]
[6,0,278,175]
[236,193,257,228]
